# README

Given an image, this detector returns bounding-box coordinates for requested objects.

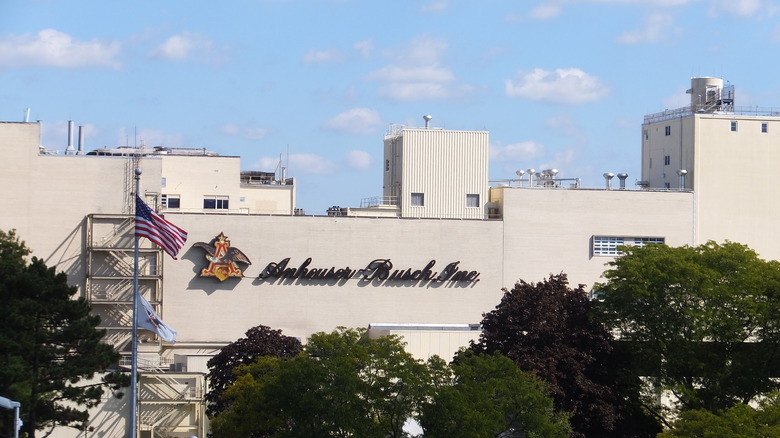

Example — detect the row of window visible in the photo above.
[161,194,230,210]
[410,193,481,207]
[592,236,665,256]
[661,121,769,136]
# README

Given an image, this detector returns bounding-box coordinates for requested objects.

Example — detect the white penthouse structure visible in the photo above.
[1,77,777,437]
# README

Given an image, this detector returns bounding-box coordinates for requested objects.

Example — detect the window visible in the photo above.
[593,236,665,256]
[731,121,738,132]
[410,192,424,207]
[593,236,624,256]
[466,194,480,208]
[664,155,671,166]
[644,129,648,140]
[762,122,768,133]
[204,196,229,210]
[161,194,180,209]
[385,160,390,171]
[634,237,665,247]
[665,126,671,136]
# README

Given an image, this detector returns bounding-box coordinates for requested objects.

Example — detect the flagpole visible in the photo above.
[130,168,141,438]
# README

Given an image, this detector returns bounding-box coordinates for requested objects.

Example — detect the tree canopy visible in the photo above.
[471,273,660,438]
[205,324,302,419]
[0,230,127,437]
[210,328,572,438]
[658,391,780,438]
[595,241,780,419]
[419,349,571,438]
[209,327,431,438]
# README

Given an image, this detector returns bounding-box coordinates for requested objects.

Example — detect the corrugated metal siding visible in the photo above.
[400,129,488,219]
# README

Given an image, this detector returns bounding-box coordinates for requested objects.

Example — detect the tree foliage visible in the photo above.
[658,392,780,438]
[419,349,571,438]
[471,273,660,438]
[210,327,431,438]
[595,241,780,419]
[205,324,302,418]
[0,230,127,438]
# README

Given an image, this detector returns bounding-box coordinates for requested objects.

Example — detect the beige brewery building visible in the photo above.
[2,77,778,437]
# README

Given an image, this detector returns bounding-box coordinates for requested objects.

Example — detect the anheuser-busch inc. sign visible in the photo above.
[257,257,480,284]
[193,232,481,285]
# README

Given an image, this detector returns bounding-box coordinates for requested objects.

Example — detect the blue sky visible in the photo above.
[3,0,780,214]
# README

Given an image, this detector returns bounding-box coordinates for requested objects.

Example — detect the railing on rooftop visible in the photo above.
[360,196,399,208]
[644,105,780,124]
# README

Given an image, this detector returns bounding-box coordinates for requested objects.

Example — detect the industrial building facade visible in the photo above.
[1,77,776,437]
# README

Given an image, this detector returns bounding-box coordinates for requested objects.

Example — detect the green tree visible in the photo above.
[419,350,571,438]
[471,273,660,438]
[658,392,780,437]
[0,230,127,437]
[210,327,431,438]
[596,241,780,422]
[205,325,302,419]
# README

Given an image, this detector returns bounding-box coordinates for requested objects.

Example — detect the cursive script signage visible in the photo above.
[257,258,480,284]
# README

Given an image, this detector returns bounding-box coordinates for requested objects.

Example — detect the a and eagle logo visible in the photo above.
[193,232,251,281]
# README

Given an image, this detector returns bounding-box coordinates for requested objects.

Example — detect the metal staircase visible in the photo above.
[85,213,206,438]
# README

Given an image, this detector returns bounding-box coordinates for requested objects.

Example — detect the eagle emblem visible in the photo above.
[193,232,251,281]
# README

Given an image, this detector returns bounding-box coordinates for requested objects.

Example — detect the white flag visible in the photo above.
[137,293,177,343]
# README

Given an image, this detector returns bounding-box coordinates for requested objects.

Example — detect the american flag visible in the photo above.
[135,195,188,259]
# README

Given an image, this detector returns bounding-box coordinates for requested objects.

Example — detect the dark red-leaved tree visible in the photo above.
[470,273,660,438]
[205,325,302,419]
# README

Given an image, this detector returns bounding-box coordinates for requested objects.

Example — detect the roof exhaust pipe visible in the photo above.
[603,172,615,190]
[617,173,628,189]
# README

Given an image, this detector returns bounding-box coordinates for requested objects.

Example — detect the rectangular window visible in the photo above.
[385,160,390,171]
[644,129,648,140]
[664,155,670,166]
[731,121,738,132]
[410,192,424,207]
[466,194,480,208]
[634,237,665,247]
[161,194,180,209]
[762,122,768,133]
[203,196,229,210]
[665,126,671,136]
[593,236,625,256]
[593,236,665,256]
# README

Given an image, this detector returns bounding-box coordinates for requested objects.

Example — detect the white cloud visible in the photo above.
[323,108,383,135]
[302,48,347,65]
[618,13,677,44]
[0,29,120,69]
[220,123,271,140]
[489,140,545,162]
[347,150,372,170]
[529,3,563,19]
[366,35,473,101]
[367,65,455,83]
[661,89,692,110]
[421,1,449,13]
[251,153,337,175]
[353,39,374,58]
[151,32,215,61]
[710,0,772,17]
[505,68,609,104]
